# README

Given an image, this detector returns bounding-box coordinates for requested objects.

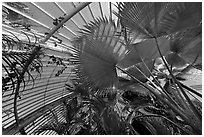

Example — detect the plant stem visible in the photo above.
[154,37,202,121]
[131,44,176,102]
[179,82,202,98]
[138,56,181,109]
[115,66,189,122]
[170,80,189,110]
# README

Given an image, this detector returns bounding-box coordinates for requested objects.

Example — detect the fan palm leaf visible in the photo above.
[179,37,202,66]
[167,25,202,67]
[116,2,201,39]
[116,2,201,78]
[116,2,201,66]
[71,17,127,90]
[118,37,170,68]
[117,37,170,81]
[160,3,201,34]
[115,2,172,39]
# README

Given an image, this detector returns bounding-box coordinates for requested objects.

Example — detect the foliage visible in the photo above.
[35,77,201,135]
[2,2,202,135]
[2,32,44,96]
[71,17,127,90]
[47,55,67,77]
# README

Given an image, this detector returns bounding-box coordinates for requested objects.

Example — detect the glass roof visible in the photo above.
[3,2,118,50]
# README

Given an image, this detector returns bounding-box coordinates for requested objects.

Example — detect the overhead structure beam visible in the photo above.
[31,2,77,37]
[71,2,88,26]
[54,2,81,30]
[41,2,91,43]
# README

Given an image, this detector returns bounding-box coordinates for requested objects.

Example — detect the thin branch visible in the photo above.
[115,65,190,123]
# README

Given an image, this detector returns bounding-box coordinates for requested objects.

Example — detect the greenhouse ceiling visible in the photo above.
[2,2,202,135]
[2,2,118,51]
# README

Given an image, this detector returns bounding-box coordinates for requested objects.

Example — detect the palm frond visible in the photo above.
[116,2,156,39]
[71,17,127,90]
[116,2,201,40]
[115,2,173,39]
[180,38,202,65]
[160,3,201,34]
[167,25,202,67]
[166,52,186,68]
[118,37,170,69]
